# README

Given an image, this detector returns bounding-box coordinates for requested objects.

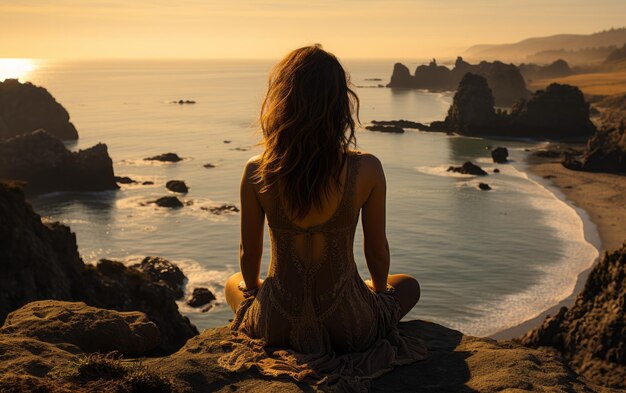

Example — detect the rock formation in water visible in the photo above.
[491,147,509,163]
[131,256,187,299]
[0,182,197,354]
[152,196,185,208]
[0,130,118,195]
[0,79,78,141]
[144,152,183,162]
[364,124,405,133]
[562,118,626,173]
[424,75,596,139]
[505,83,596,138]
[166,180,189,193]
[519,243,626,389]
[387,57,530,106]
[186,288,216,308]
[446,161,488,176]
[442,73,499,135]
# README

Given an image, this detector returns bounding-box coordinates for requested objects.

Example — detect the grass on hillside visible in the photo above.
[529,71,626,96]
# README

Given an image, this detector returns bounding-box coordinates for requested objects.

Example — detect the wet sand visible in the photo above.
[491,157,626,340]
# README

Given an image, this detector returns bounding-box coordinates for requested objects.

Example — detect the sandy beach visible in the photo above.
[491,154,626,339]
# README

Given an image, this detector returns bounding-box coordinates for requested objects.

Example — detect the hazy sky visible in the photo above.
[1,0,625,59]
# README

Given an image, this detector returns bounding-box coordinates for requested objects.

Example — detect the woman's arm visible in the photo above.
[239,158,265,291]
[361,155,390,293]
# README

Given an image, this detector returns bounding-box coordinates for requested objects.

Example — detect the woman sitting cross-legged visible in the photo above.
[220,44,427,391]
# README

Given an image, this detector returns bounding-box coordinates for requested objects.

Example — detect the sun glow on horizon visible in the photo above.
[0,59,37,81]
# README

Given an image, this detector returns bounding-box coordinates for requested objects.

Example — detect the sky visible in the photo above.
[1,0,625,59]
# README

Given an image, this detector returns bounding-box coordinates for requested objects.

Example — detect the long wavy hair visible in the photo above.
[255,44,359,219]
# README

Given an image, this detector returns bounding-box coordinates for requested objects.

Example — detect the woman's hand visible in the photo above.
[239,157,265,291]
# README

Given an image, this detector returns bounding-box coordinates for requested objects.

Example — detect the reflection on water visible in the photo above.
[0,58,37,81]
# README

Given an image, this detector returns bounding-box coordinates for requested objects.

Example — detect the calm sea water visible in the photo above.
[18,59,598,336]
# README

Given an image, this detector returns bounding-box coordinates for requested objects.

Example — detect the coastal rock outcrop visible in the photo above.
[519,243,626,389]
[153,196,184,208]
[443,73,498,135]
[0,79,78,141]
[0,130,118,195]
[131,256,186,299]
[428,75,596,139]
[186,288,216,308]
[0,182,197,354]
[491,146,509,163]
[144,152,183,162]
[562,119,626,173]
[364,124,405,133]
[166,180,189,193]
[387,57,530,106]
[0,310,599,392]
[446,162,488,176]
[0,300,160,357]
[506,83,596,138]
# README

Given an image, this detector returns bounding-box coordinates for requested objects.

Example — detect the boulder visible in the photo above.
[491,146,509,163]
[166,180,189,193]
[153,196,184,208]
[0,79,78,141]
[519,243,626,389]
[186,288,216,308]
[0,301,160,357]
[0,182,198,354]
[114,176,136,184]
[0,130,118,195]
[132,256,186,299]
[144,153,183,162]
[478,183,491,190]
[203,163,216,168]
[447,162,488,176]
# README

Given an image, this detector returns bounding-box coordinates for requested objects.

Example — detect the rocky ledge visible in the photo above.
[0,300,602,393]
[0,181,197,354]
[519,243,626,389]
[0,129,118,195]
[0,79,78,141]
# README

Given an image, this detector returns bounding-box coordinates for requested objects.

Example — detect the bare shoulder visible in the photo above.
[352,151,384,177]
[243,155,262,176]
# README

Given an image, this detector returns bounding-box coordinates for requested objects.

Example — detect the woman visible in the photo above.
[219,44,427,390]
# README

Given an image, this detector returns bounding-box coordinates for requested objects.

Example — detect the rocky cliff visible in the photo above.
[0,182,197,354]
[430,75,596,138]
[519,243,626,390]
[0,129,118,195]
[0,79,78,141]
[0,301,605,393]
[387,57,530,106]
[562,118,626,173]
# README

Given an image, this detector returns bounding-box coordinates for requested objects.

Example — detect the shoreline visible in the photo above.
[490,154,626,340]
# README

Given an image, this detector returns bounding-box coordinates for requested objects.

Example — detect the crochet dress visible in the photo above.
[218,151,427,392]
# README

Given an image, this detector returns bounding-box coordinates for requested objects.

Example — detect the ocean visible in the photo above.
[14,59,599,336]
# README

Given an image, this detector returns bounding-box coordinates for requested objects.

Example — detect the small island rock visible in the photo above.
[186,288,216,308]
[144,153,183,162]
[166,180,189,194]
[491,147,509,163]
[447,161,488,176]
[153,196,184,209]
